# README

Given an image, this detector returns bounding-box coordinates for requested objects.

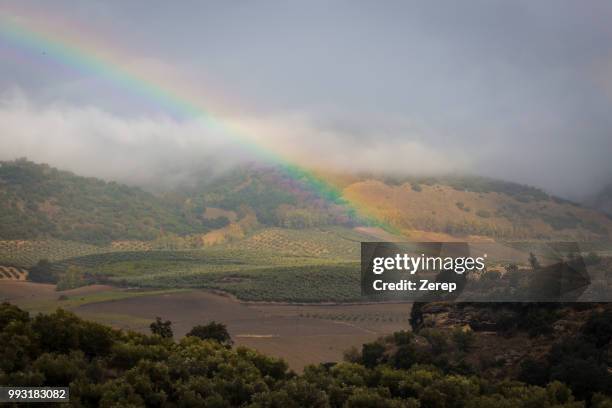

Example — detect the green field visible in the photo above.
[0,227,370,302]
[55,247,362,302]
[0,239,115,267]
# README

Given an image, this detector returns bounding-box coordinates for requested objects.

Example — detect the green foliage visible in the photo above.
[0,303,597,407]
[362,342,386,368]
[518,308,612,400]
[421,328,449,354]
[0,301,29,331]
[522,308,559,337]
[0,159,211,244]
[149,317,173,339]
[37,242,362,302]
[0,239,112,268]
[28,259,55,283]
[452,327,475,352]
[187,321,232,346]
[56,265,85,291]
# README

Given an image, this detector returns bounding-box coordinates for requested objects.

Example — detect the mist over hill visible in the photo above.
[588,183,612,217]
[1,159,610,245]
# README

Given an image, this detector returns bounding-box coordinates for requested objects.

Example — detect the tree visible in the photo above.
[0,302,29,331]
[149,317,173,339]
[186,321,232,346]
[56,266,85,291]
[361,342,385,368]
[29,259,55,283]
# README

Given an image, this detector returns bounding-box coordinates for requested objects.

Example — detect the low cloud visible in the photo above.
[0,93,466,189]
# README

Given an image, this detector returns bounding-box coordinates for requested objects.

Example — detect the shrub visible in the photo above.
[476,210,491,218]
[452,327,475,352]
[186,321,233,346]
[149,317,173,339]
[361,342,386,368]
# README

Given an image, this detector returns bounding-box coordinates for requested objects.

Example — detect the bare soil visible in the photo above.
[1,282,411,370]
[76,290,411,370]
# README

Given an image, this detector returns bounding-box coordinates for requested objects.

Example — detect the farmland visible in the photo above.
[0,239,112,267]
[0,227,372,302]
[0,265,27,280]
[50,248,362,302]
[0,281,410,370]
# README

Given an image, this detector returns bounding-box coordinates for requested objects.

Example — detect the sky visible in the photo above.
[1,1,612,198]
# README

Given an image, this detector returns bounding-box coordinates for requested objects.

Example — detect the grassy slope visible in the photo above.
[0,159,209,244]
[343,179,612,240]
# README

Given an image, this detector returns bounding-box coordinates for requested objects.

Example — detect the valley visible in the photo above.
[1,159,611,373]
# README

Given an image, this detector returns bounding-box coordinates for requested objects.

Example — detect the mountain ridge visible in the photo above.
[1,159,610,244]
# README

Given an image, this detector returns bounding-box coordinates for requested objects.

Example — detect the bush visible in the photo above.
[452,327,475,352]
[361,342,386,368]
[28,259,56,283]
[149,317,173,339]
[186,321,233,346]
[476,210,491,218]
[420,328,449,354]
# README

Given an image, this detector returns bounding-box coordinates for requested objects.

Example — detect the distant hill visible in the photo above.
[197,166,612,240]
[342,176,612,240]
[0,159,213,244]
[1,159,610,245]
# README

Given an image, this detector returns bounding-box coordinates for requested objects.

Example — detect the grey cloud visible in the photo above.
[1,1,612,197]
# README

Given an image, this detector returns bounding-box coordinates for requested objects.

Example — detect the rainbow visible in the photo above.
[0,11,397,232]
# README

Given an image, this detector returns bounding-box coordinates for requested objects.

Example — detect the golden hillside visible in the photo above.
[343,179,612,240]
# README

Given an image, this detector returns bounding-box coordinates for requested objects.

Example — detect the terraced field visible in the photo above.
[0,239,113,267]
[0,265,28,280]
[225,226,370,258]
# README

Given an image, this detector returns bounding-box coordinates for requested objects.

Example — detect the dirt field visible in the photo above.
[0,281,115,304]
[77,291,411,370]
[0,282,411,371]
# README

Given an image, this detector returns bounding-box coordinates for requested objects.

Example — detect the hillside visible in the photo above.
[0,159,214,244]
[342,177,612,240]
[400,302,612,400]
[1,160,610,247]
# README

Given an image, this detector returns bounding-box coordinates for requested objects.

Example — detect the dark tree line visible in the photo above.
[2,302,610,407]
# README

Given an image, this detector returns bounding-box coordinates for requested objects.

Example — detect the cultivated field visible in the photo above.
[0,227,374,302]
[0,281,410,370]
